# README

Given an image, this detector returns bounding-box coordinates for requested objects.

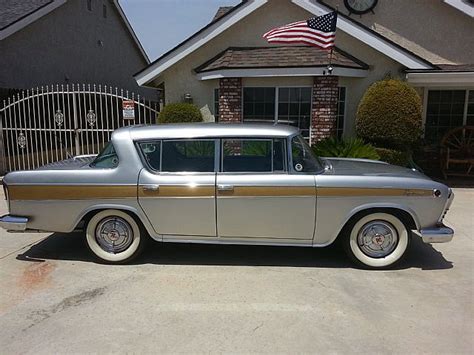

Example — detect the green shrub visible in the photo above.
[356,79,422,149]
[312,137,380,160]
[158,103,203,123]
[375,147,410,166]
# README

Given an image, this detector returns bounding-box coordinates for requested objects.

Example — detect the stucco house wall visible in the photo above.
[0,0,155,99]
[159,0,403,135]
[325,0,474,65]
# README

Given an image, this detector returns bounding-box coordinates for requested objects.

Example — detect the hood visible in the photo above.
[323,158,429,179]
[36,155,96,170]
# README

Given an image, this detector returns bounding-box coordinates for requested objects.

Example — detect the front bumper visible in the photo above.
[0,215,28,232]
[413,224,454,243]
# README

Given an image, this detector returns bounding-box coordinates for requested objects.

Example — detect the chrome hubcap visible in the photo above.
[95,217,133,254]
[357,220,398,258]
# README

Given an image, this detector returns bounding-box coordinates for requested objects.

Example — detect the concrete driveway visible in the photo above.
[0,189,473,353]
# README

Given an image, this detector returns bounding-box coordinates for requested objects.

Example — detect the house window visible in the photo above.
[242,87,312,139]
[214,88,219,121]
[467,90,474,125]
[243,87,275,123]
[336,87,346,139]
[87,0,92,11]
[425,89,472,143]
[278,88,312,139]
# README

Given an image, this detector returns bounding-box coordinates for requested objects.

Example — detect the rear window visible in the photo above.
[90,143,119,168]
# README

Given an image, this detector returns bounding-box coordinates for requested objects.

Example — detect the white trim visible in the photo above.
[291,0,433,70]
[135,0,268,86]
[112,0,150,63]
[406,72,474,87]
[197,67,368,80]
[444,0,474,17]
[0,0,66,41]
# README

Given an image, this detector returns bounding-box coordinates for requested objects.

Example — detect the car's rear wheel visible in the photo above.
[343,212,410,269]
[85,209,145,264]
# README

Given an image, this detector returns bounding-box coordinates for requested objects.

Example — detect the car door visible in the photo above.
[137,139,217,237]
[216,137,316,241]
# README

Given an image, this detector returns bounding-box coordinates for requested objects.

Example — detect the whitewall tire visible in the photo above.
[86,209,145,264]
[343,212,410,269]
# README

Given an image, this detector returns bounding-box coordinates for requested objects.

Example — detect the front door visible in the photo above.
[216,138,316,241]
[137,139,217,237]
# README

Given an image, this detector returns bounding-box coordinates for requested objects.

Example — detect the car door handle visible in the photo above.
[217,184,234,192]
[142,184,160,192]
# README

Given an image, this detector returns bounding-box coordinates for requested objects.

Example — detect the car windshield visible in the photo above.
[291,135,323,173]
[90,142,119,168]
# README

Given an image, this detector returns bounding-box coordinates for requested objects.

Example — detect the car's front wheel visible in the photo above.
[85,209,146,264]
[343,212,410,269]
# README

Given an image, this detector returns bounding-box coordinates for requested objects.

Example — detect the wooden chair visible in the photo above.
[440,126,474,179]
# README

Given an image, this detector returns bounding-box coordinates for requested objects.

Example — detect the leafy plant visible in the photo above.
[312,137,380,160]
[356,78,422,149]
[158,102,203,123]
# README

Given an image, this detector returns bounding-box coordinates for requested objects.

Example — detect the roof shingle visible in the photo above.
[0,0,53,30]
[195,46,368,73]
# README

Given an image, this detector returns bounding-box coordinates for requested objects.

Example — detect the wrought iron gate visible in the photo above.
[0,84,159,172]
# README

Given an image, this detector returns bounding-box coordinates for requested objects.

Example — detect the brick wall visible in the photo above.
[311,76,339,143]
[218,78,242,123]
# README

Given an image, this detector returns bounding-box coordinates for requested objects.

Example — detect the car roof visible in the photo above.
[119,123,300,140]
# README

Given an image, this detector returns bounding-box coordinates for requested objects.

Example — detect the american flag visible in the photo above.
[262,11,337,49]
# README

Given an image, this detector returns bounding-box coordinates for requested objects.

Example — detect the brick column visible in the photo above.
[311,76,339,144]
[219,78,242,123]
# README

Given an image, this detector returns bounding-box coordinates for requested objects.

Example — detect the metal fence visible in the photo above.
[0,84,159,172]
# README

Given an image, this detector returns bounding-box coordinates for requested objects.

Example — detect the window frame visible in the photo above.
[135,138,219,174]
[423,87,474,143]
[218,137,288,175]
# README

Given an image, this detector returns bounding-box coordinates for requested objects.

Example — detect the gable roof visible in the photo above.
[134,0,435,86]
[0,0,149,63]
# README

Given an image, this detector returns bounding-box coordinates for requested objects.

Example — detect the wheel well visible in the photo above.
[339,207,417,238]
[77,208,146,231]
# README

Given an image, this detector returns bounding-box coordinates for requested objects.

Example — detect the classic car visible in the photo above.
[0,124,454,268]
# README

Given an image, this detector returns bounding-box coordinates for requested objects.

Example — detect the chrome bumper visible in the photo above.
[413,224,454,243]
[0,215,28,232]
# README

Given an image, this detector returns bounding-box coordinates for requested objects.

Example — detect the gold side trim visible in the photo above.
[9,185,137,201]
[317,187,433,197]
[219,186,315,197]
[139,185,215,197]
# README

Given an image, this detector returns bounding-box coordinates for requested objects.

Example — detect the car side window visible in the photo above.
[138,141,161,171]
[222,138,286,173]
[90,142,119,168]
[291,135,322,173]
[161,140,215,172]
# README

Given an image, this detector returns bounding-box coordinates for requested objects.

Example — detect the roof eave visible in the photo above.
[0,0,66,41]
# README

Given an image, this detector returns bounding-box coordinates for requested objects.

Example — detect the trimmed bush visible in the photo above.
[158,103,203,123]
[356,79,422,149]
[375,147,410,166]
[312,137,380,160]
